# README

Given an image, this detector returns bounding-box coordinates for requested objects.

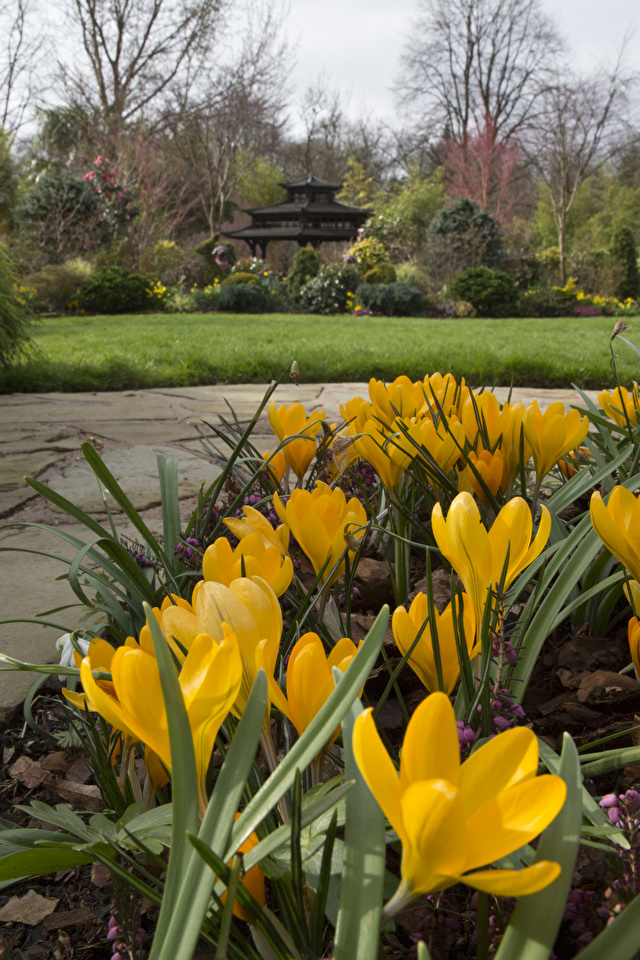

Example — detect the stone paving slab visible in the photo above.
[46,444,223,514]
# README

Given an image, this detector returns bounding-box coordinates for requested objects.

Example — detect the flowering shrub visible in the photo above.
[297,263,361,314]
[347,236,389,273]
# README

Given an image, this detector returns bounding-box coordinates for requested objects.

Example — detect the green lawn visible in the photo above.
[2,312,639,393]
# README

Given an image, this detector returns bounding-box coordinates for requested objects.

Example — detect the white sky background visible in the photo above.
[284,0,640,130]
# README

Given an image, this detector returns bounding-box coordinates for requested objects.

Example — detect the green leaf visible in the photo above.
[150,670,267,960]
[158,454,181,561]
[332,693,385,960]
[145,602,199,954]
[0,847,97,882]
[494,734,582,960]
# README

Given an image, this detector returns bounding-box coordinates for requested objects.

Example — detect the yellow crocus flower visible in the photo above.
[431,492,551,634]
[368,375,430,425]
[590,485,640,584]
[258,631,359,743]
[462,391,503,449]
[500,402,532,485]
[354,419,412,491]
[405,417,465,488]
[352,692,565,913]
[160,577,283,714]
[392,593,476,693]
[460,449,508,505]
[262,449,287,486]
[268,401,325,481]
[79,626,242,814]
[224,505,290,557]
[523,401,589,482]
[273,482,367,586]
[598,385,640,427]
[203,534,293,597]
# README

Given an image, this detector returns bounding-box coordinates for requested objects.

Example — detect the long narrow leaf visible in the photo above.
[152,671,267,960]
[494,734,582,960]
[332,695,385,960]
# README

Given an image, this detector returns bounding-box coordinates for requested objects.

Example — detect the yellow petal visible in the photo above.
[459,726,539,818]
[401,779,467,894]
[463,775,567,871]
[460,861,561,896]
[352,708,406,847]
[400,693,460,790]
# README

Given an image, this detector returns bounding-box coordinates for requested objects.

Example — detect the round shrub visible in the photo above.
[355,282,424,317]
[347,236,389,273]
[26,258,96,312]
[287,248,320,302]
[298,263,362,315]
[0,243,32,364]
[364,262,397,285]
[449,267,518,317]
[220,271,260,287]
[77,266,150,314]
[217,283,268,313]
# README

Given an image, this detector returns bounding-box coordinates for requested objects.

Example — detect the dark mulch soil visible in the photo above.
[2,592,640,958]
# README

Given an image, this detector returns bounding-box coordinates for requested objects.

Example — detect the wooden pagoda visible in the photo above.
[224,173,370,257]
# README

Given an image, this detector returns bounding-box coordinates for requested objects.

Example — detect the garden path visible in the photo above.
[0,382,598,717]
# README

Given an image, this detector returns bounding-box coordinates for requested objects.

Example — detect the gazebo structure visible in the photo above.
[224,173,370,257]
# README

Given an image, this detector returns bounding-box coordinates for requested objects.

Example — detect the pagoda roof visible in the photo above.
[225,224,362,241]
[245,199,370,216]
[280,173,342,190]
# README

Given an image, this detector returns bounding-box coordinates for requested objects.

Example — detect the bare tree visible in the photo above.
[527,62,634,283]
[165,2,288,233]
[396,0,563,148]
[0,0,47,132]
[60,0,227,132]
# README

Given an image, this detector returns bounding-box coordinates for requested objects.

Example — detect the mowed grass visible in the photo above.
[1,312,639,393]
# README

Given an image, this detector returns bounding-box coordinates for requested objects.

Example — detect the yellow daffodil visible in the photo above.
[598,385,640,427]
[352,692,565,914]
[460,449,508,505]
[628,617,640,681]
[523,401,589,482]
[431,492,551,634]
[268,401,325,480]
[203,534,293,597]
[392,593,476,693]
[79,627,242,814]
[224,505,290,557]
[160,577,282,715]
[590,486,640,583]
[273,482,367,586]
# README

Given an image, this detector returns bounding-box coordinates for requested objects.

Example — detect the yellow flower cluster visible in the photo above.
[334,374,588,500]
[147,280,170,304]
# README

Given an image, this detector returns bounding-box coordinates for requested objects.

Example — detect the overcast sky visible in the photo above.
[284,0,639,128]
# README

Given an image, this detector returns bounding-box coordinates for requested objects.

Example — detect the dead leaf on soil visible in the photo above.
[9,756,53,789]
[0,889,59,925]
[51,779,103,811]
[577,670,639,703]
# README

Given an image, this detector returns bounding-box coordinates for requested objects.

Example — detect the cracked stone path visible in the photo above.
[0,382,598,716]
